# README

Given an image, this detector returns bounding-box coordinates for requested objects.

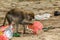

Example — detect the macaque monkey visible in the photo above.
[3,8,34,33]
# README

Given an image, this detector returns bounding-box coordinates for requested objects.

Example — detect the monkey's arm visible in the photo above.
[21,21,33,25]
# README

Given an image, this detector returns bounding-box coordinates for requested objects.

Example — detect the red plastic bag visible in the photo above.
[0,25,8,32]
[0,25,13,39]
[28,21,43,34]
[0,35,9,40]
[0,25,9,40]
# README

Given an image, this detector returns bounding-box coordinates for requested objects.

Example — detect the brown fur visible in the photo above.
[3,8,34,33]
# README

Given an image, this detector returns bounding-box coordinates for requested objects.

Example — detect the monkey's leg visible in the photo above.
[15,22,19,33]
[3,15,7,26]
[23,25,26,34]
[6,15,13,25]
[3,15,12,26]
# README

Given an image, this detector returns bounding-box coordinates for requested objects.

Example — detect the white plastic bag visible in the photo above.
[35,13,51,20]
[4,25,13,39]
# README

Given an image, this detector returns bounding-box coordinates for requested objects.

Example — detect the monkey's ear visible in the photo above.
[32,13,34,19]
[29,13,34,19]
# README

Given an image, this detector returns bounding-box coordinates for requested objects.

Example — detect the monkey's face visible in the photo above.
[27,13,34,21]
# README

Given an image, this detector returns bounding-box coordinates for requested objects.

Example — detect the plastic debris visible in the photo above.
[13,33,20,37]
[27,21,43,34]
[0,31,3,36]
[43,28,49,32]
[0,25,13,40]
[4,25,13,39]
[54,11,60,16]
[0,35,9,40]
[35,13,51,20]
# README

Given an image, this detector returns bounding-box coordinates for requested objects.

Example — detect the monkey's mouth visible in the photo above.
[28,18,32,21]
[28,17,33,21]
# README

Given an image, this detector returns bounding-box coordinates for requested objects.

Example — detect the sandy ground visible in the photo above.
[11,16,60,40]
[0,1,60,40]
[12,28,60,40]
